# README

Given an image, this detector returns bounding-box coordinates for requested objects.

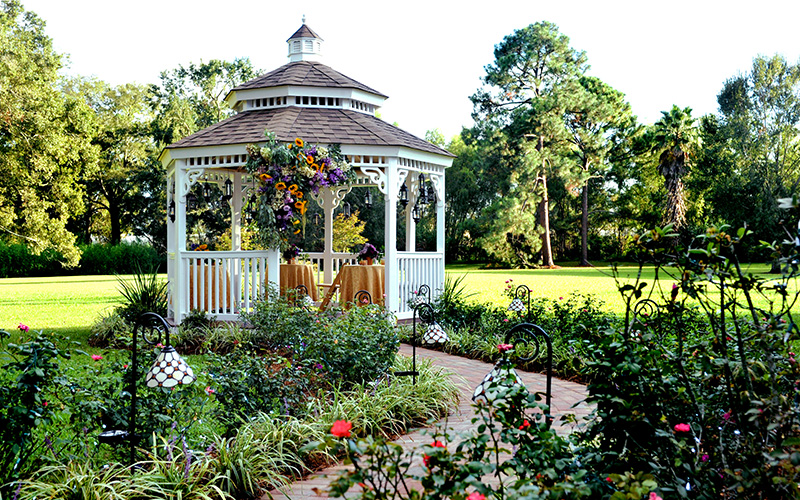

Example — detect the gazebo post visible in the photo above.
[231,173,243,251]
[322,189,335,285]
[173,159,188,321]
[384,162,399,311]
[405,173,417,251]
[435,173,445,290]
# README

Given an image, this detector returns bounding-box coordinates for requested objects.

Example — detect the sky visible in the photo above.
[20,0,800,141]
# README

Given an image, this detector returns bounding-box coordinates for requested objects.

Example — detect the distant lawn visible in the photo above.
[0,275,128,344]
[446,262,776,315]
[0,262,780,343]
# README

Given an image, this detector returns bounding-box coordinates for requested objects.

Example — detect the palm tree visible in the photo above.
[652,105,700,232]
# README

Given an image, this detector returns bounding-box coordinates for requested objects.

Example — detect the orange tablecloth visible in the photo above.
[280,263,319,301]
[338,264,385,307]
[188,263,231,312]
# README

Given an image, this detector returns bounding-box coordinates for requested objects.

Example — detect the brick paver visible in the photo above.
[268,344,591,499]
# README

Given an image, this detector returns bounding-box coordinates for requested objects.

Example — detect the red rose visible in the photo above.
[330,420,352,438]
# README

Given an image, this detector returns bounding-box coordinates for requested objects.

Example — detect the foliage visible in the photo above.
[0,0,99,266]
[245,131,355,249]
[317,360,657,500]
[114,265,168,324]
[333,210,369,252]
[88,309,132,348]
[0,329,70,486]
[576,222,800,497]
[247,290,399,384]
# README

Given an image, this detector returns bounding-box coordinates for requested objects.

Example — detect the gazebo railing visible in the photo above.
[398,251,444,315]
[177,251,271,321]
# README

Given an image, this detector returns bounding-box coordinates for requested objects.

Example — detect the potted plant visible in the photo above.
[358,243,380,265]
[283,244,300,264]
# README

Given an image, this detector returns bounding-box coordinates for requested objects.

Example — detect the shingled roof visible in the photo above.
[287,24,322,41]
[231,61,387,98]
[166,107,454,157]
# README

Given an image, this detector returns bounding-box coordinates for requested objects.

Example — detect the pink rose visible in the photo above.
[674,423,691,433]
[650,493,663,500]
[466,493,486,500]
[497,343,514,353]
[330,420,352,438]
[18,323,29,332]
[91,354,103,361]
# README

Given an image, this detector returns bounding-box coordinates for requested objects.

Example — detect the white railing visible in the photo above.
[397,252,445,316]
[177,251,272,321]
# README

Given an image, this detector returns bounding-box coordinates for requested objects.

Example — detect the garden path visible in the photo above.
[268,344,591,500]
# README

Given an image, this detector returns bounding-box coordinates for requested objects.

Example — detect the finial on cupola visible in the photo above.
[287,17,323,62]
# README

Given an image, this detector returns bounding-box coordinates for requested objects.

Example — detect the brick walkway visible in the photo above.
[268,344,591,499]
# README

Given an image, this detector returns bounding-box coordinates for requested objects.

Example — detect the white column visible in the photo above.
[405,173,418,252]
[385,161,399,313]
[232,173,243,251]
[166,173,175,320]
[436,172,446,293]
[323,189,335,284]
[267,248,280,297]
[174,160,188,322]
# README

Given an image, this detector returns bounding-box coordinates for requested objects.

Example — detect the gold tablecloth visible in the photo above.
[188,263,232,312]
[338,264,385,307]
[280,263,319,301]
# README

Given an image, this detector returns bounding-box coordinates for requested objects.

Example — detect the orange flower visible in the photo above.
[295,138,304,147]
[295,191,304,199]
[294,229,301,234]
[330,420,352,438]
[306,155,314,165]
[287,144,292,149]
[295,200,307,214]
[288,184,299,194]
[259,173,272,182]
[198,244,207,251]
[275,182,287,191]
[313,163,322,172]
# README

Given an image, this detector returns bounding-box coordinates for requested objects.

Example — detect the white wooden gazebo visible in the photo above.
[158,22,453,323]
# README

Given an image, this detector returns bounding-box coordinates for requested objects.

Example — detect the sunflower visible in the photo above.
[276,182,287,191]
[287,144,292,149]
[294,229,301,234]
[288,184,299,194]
[259,173,272,182]
[295,200,307,214]
[295,138,304,147]
[306,155,314,165]
[295,191,304,199]
[313,163,322,172]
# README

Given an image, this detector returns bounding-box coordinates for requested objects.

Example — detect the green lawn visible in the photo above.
[0,263,779,342]
[0,275,126,342]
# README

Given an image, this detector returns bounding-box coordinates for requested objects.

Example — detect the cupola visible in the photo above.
[287,16,323,63]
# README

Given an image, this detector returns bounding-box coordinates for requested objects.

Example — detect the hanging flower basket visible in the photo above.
[245,130,355,249]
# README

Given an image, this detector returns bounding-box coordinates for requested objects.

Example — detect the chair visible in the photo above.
[318,264,347,311]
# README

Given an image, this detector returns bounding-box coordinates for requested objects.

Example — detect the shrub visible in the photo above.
[115,265,168,324]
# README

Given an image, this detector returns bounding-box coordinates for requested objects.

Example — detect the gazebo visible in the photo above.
[159,22,454,323]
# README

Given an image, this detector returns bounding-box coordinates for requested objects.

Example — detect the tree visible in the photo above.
[0,0,98,266]
[65,79,155,245]
[651,105,700,233]
[563,76,636,265]
[711,55,800,250]
[471,21,588,267]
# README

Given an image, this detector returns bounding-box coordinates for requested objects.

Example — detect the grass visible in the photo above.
[0,262,779,341]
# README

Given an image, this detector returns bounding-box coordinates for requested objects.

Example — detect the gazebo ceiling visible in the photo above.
[165,107,454,157]
[228,61,387,100]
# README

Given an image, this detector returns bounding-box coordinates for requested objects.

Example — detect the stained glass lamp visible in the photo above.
[145,345,196,388]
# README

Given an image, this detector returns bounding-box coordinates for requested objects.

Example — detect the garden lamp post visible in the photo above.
[396,300,446,385]
[508,284,532,319]
[99,312,195,464]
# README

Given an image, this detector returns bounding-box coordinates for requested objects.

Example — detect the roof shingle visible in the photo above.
[166,107,454,157]
[232,61,387,98]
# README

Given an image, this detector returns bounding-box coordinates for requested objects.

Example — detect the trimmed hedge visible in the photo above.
[0,241,165,277]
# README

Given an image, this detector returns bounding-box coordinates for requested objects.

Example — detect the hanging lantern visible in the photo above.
[245,194,257,223]
[168,201,176,222]
[422,322,448,344]
[186,192,198,212]
[472,360,524,405]
[418,173,427,204]
[222,178,233,201]
[202,182,212,201]
[412,201,421,224]
[343,202,351,218]
[399,183,409,208]
[364,189,373,209]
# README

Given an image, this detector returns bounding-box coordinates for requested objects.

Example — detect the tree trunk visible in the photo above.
[537,135,555,267]
[109,200,122,246]
[580,177,590,267]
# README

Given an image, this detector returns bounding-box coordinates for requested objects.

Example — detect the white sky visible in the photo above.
[21,0,800,141]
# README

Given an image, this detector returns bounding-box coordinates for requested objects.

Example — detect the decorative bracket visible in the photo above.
[310,185,354,210]
[396,168,410,197]
[358,166,387,194]
[430,174,444,203]
[181,168,205,200]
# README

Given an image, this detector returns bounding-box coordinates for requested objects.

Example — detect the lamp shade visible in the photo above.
[422,322,448,344]
[145,345,196,388]
[508,297,526,313]
[472,360,524,405]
